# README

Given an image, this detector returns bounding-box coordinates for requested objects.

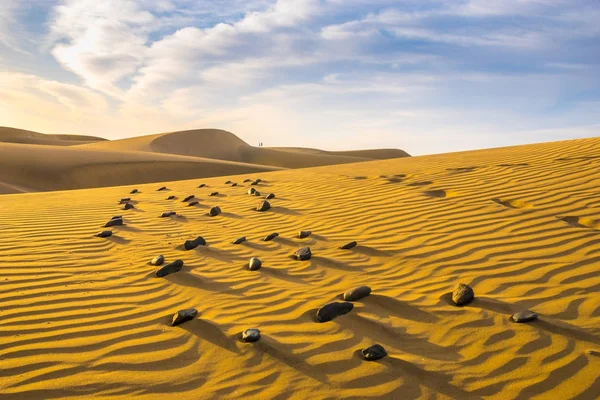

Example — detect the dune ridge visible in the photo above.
[0,136,599,399]
[0,126,106,146]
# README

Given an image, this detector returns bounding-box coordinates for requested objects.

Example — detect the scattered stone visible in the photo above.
[104,218,123,228]
[316,302,354,322]
[242,328,261,342]
[299,230,311,239]
[340,241,358,250]
[254,191,262,197]
[248,257,262,271]
[293,247,312,261]
[130,189,138,194]
[265,193,275,199]
[119,197,131,204]
[151,255,165,266]
[587,349,600,357]
[157,186,167,191]
[184,236,206,250]
[96,230,112,238]
[171,308,198,326]
[243,179,252,183]
[263,233,279,241]
[255,179,262,183]
[198,184,206,188]
[156,259,184,277]
[248,188,257,195]
[111,215,122,220]
[225,180,232,184]
[233,236,247,244]
[123,203,135,210]
[257,200,271,212]
[250,180,259,186]
[209,192,219,196]
[362,344,387,361]
[188,201,199,207]
[182,195,195,202]
[343,286,371,301]
[160,211,177,218]
[167,195,176,200]
[511,310,538,323]
[231,183,238,187]
[208,206,222,217]
[452,283,475,306]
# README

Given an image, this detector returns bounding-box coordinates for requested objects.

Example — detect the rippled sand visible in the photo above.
[1,137,599,399]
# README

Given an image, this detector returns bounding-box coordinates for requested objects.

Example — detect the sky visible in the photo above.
[1,0,599,155]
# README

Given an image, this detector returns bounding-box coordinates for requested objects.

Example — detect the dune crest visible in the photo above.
[1,136,599,399]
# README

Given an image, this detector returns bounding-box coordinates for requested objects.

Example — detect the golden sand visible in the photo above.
[1,137,599,399]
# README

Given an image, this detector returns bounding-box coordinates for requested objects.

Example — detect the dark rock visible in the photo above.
[171,308,198,326]
[167,195,176,200]
[255,179,262,183]
[361,344,387,361]
[156,259,184,277]
[96,230,112,238]
[209,192,219,196]
[188,201,199,206]
[248,257,262,271]
[257,200,271,212]
[242,328,261,342]
[299,230,311,239]
[157,186,167,191]
[254,191,262,197]
[150,255,165,266]
[119,197,130,204]
[588,349,600,357]
[231,183,238,187]
[208,206,222,217]
[225,180,232,184]
[263,233,279,241]
[243,179,252,183]
[104,218,123,228]
[232,236,246,244]
[130,189,138,194]
[250,180,259,186]
[182,195,195,202]
[198,184,206,188]
[293,247,312,261]
[111,215,122,220]
[452,283,474,306]
[248,188,257,195]
[340,241,358,250]
[160,211,177,218]
[265,193,275,199]
[511,310,538,323]
[343,286,371,301]
[316,302,354,322]
[123,203,135,210]
[184,236,206,250]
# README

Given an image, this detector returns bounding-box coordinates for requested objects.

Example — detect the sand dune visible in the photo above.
[0,126,106,146]
[0,142,279,193]
[80,128,410,168]
[1,136,598,399]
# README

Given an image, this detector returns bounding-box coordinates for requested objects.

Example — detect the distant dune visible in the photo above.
[0,127,409,193]
[0,126,106,146]
[0,136,598,399]
[79,128,410,168]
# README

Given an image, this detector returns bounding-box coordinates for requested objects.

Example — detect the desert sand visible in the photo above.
[1,136,599,399]
[0,127,409,193]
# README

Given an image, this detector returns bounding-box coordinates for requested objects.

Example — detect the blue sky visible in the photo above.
[1,0,599,155]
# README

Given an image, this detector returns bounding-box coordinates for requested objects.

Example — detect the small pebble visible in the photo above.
[231,183,238,187]
[156,259,184,277]
[167,195,176,200]
[182,195,195,202]
[362,344,387,361]
[123,203,135,210]
[160,211,176,218]
[198,184,206,188]
[299,230,311,239]
[184,236,206,250]
[340,241,357,249]
[293,247,312,261]
[263,233,279,241]
[150,255,165,266]
[104,218,123,228]
[157,186,167,191]
[232,236,247,244]
[511,310,538,323]
[248,257,262,271]
[265,193,275,199]
[257,200,271,212]
[111,215,122,220]
[208,206,222,217]
[225,180,232,184]
[248,188,257,195]
[188,201,199,206]
[452,283,474,306]
[119,198,130,204]
[343,286,371,301]
[243,179,252,183]
[96,230,112,238]
[242,328,261,342]
[171,308,198,326]
[316,302,354,322]
[130,189,138,194]
[209,192,219,196]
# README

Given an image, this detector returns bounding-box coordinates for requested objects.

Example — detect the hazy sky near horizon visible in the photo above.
[1,0,599,155]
